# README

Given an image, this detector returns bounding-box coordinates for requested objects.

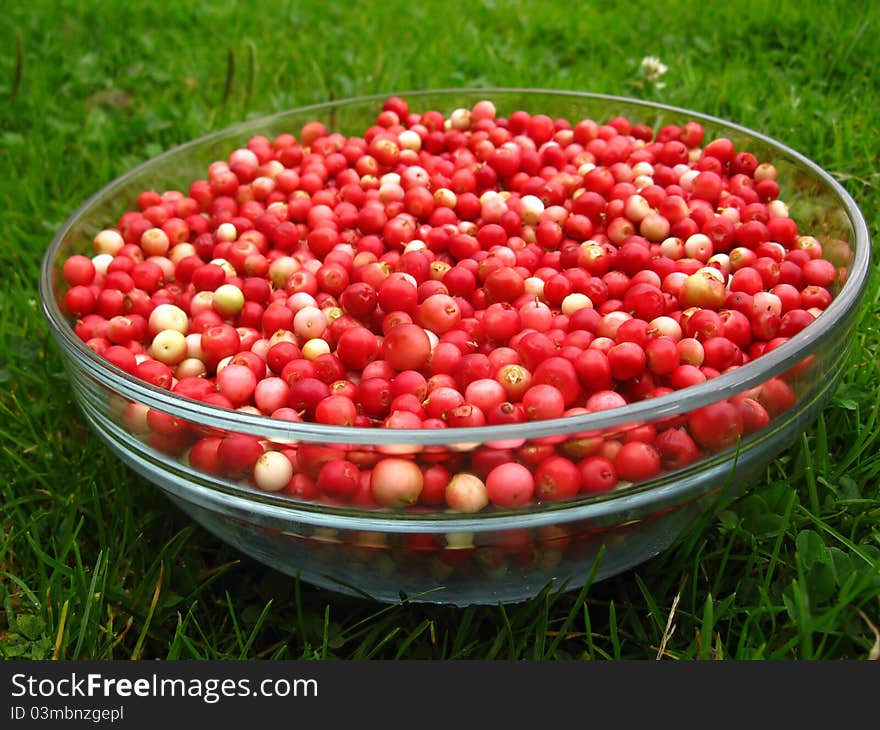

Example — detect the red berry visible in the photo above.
[317,459,360,498]
[336,326,380,370]
[578,456,618,493]
[382,323,431,371]
[614,441,661,482]
[217,434,265,476]
[688,401,744,451]
[534,456,581,502]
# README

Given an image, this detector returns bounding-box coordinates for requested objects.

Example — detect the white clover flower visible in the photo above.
[640,56,668,88]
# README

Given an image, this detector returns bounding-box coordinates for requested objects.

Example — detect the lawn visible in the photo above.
[1,0,879,660]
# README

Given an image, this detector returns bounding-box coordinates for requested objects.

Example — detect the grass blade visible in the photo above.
[73,550,104,660]
[130,562,164,660]
[11,28,23,99]
[221,48,235,106]
[51,600,70,661]
[544,545,605,658]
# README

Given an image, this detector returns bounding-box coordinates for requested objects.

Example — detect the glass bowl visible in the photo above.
[39,89,871,605]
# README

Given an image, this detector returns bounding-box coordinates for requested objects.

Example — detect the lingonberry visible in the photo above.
[486,401,527,425]
[534,455,581,501]
[653,427,700,470]
[614,441,661,482]
[63,255,97,287]
[464,378,507,414]
[254,377,291,415]
[688,401,744,451]
[317,458,361,498]
[253,450,294,492]
[578,456,618,493]
[288,377,331,418]
[444,403,486,427]
[389,393,425,417]
[486,462,536,508]
[516,331,557,370]
[644,336,679,376]
[314,394,357,426]
[336,326,380,370]
[217,433,265,476]
[382,322,431,371]
[607,342,647,381]
[445,472,489,513]
[134,358,173,389]
[522,383,566,421]
[735,396,771,434]
[801,258,836,288]
[357,377,393,418]
[188,437,224,475]
[417,293,462,334]
[755,377,796,417]
[421,386,464,420]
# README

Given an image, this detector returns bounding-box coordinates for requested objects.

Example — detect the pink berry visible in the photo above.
[371,458,423,507]
[523,384,565,421]
[445,472,489,513]
[486,462,535,508]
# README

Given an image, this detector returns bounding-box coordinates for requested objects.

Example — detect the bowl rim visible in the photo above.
[39,87,871,530]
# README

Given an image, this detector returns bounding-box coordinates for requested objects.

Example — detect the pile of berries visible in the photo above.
[59,96,839,513]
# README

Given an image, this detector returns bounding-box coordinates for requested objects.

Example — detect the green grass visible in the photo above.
[2,0,879,660]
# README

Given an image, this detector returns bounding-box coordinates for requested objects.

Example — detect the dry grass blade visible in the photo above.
[656,591,681,660]
[857,609,879,660]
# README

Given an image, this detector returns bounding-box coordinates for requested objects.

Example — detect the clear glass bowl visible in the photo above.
[39,89,871,605]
